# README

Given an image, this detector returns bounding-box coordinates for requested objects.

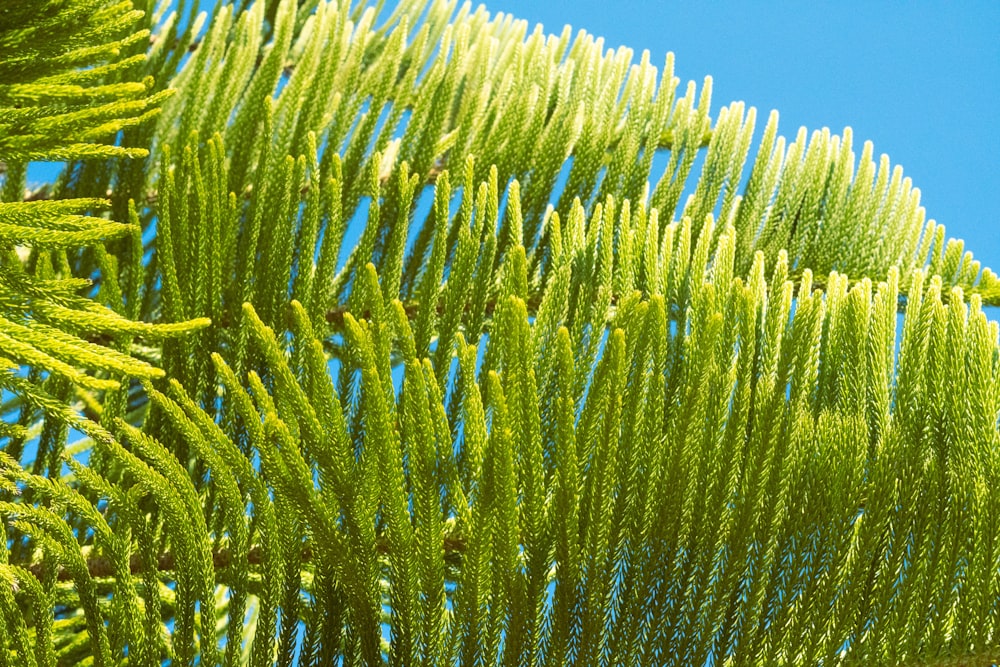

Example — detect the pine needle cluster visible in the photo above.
[1,0,998,665]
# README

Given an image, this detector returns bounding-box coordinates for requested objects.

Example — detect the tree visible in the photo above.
[1,0,998,664]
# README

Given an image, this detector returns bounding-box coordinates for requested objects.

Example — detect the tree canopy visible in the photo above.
[1,1,998,665]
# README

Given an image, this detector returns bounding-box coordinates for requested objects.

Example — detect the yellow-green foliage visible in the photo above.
[1,0,999,665]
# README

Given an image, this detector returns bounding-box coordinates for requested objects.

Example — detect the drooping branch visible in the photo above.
[21,534,467,582]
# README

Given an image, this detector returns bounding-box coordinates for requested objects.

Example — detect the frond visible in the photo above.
[1,0,998,665]
[0,0,207,477]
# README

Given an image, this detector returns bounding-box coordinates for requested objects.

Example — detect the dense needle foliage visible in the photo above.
[1,0,999,665]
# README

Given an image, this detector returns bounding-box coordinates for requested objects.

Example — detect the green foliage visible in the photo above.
[1,0,999,665]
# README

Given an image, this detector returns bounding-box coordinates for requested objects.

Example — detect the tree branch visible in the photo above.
[21,534,466,582]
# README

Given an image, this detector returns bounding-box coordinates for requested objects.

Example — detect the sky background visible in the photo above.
[24,0,999,281]
[481,0,1000,274]
[27,1,1000,272]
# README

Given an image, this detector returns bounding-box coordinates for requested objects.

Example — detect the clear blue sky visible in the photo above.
[483,0,1000,274]
[32,1,998,274]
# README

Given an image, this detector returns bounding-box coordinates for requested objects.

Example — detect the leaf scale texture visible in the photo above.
[1,0,998,666]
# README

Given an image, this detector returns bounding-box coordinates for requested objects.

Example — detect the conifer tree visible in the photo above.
[1,0,999,665]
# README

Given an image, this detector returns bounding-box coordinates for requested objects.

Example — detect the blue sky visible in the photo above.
[28,1,999,275]
[485,0,1000,274]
